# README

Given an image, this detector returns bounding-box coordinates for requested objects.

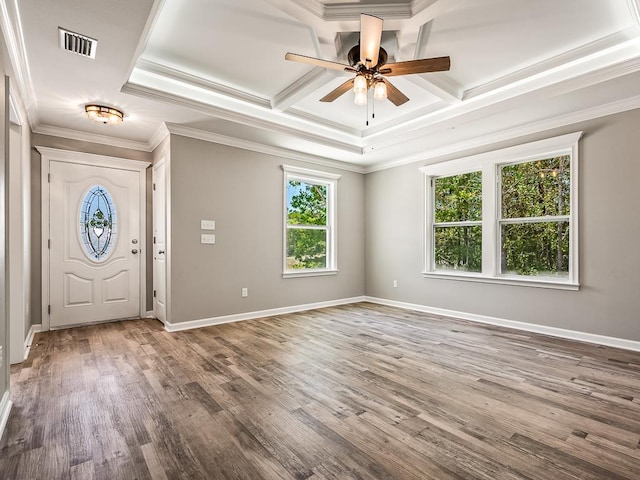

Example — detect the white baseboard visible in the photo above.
[365,297,640,353]
[144,310,155,319]
[0,391,12,442]
[23,324,42,361]
[164,296,366,333]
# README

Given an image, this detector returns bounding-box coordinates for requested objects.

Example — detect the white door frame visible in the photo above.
[38,147,150,331]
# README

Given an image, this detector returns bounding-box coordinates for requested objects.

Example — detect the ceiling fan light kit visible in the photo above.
[285,13,451,108]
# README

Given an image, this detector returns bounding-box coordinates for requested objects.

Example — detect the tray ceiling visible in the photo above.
[6,0,640,171]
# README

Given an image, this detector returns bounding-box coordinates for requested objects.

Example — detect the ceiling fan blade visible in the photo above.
[380,56,450,76]
[383,79,409,106]
[360,14,383,68]
[285,53,355,73]
[320,78,355,102]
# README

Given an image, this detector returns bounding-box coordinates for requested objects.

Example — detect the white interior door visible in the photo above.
[152,161,166,323]
[49,160,142,328]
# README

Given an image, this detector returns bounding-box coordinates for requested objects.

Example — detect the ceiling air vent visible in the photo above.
[58,27,97,59]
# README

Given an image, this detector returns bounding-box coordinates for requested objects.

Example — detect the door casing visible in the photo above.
[39,147,150,331]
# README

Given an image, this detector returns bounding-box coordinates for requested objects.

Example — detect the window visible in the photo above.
[433,171,482,272]
[282,165,340,277]
[421,132,581,289]
[80,185,117,261]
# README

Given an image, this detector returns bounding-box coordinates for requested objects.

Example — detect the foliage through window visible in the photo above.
[433,171,482,272]
[80,185,116,261]
[283,166,339,275]
[500,156,570,277]
[421,133,580,288]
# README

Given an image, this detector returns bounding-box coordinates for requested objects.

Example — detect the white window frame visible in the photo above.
[420,132,582,290]
[282,165,340,278]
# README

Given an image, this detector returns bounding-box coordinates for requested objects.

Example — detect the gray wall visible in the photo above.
[365,109,640,341]
[168,134,365,323]
[30,134,154,325]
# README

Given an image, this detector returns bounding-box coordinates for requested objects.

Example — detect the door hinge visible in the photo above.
[48,239,50,249]
[153,183,156,191]
[153,236,156,244]
[153,290,157,298]
[48,305,51,314]
[48,173,51,183]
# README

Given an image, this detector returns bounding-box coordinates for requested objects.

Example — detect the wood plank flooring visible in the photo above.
[1,302,640,479]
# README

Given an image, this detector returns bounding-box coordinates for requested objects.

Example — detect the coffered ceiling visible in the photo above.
[3,0,640,171]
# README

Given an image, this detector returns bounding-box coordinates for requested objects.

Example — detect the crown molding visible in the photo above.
[124,0,166,80]
[364,94,640,173]
[33,124,153,152]
[136,58,271,109]
[121,80,364,154]
[0,0,38,128]
[148,122,170,151]
[271,67,333,111]
[164,123,365,174]
[464,27,640,101]
[627,0,640,25]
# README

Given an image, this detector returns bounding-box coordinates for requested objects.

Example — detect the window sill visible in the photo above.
[283,269,338,279]
[421,271,579,291]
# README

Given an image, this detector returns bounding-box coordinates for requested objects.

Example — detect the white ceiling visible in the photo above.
[3,0,640,171]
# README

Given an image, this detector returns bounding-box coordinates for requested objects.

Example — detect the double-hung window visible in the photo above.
[422,132,581,289]
[282,165,339,278]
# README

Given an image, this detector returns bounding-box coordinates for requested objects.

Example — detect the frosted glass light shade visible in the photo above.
[373,80,387,100]
[353,75,367,94]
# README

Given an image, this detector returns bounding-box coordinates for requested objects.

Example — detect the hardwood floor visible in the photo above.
[1,302,640,479]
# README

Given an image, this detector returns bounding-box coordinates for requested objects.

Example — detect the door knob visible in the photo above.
[158,250,165,254]
[132,249,139,254]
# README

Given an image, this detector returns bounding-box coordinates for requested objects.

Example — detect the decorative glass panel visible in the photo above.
[80,185,117,260]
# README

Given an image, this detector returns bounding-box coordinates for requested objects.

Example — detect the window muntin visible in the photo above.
[80,185,117,261]
[421,132,580,288]
[499,156,571,277]
[282,166,339,276]
[433,172,482,272]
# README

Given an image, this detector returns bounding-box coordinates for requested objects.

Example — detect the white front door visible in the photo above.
[152,161,167,324]
[49,160,142,328]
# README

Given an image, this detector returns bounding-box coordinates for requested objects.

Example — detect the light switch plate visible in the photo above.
[201,219,216,230]
[201,233,216,244]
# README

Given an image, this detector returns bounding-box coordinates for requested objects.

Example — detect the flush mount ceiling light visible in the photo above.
[85,104,124,125]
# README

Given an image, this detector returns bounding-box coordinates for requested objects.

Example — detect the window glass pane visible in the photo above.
[434,171,482,223]
[287,180,327,226]
[286,228,327,270]
[501,156,570,219]
[434,225,482,272]
[80,185,117,261]
[501,221,569,277]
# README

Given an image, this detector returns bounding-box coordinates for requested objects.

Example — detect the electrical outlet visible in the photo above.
[393,280,398,288]
[241,288,248,298]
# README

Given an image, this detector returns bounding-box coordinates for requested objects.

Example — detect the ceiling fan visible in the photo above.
[285,14,450,106]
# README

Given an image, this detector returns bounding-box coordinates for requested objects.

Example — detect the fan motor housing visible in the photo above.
[348,45,388,69]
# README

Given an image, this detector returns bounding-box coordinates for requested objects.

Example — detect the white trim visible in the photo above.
[23,324,41,361]
[283,269,338,279]
[0,391,12,442]
[149,123,170,151]
[282,165,339,276]
[34,124,152,152]
[163,296,366,333]
[420,132,581,287]
[37,147,151,330]
[365,297,640,353]
[421,272,579,291]
[364,94,640,173]
[166,123,364,174]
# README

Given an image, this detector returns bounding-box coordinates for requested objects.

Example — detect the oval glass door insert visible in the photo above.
[80,185,117,261]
